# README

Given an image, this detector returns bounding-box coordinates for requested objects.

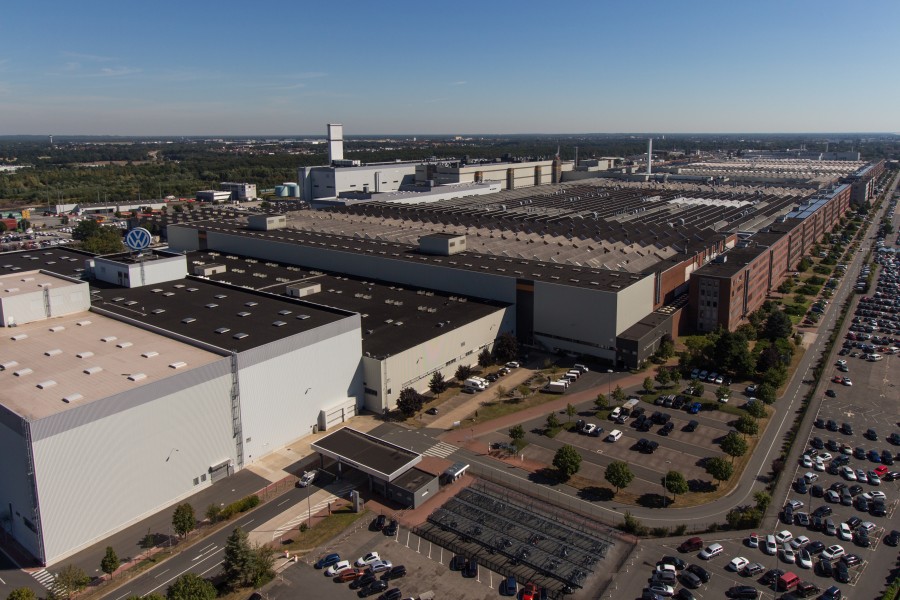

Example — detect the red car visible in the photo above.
[336,568,365,582]
[522,582,540,600]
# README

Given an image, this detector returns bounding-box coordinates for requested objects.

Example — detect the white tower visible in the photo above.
[327,123,344,163]
[646,138,653,175]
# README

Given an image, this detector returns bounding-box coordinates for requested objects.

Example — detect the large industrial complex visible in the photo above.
[0,126,891,570]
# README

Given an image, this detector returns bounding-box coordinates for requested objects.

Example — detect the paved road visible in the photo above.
[107,483,323,599]
[0,551,39,598]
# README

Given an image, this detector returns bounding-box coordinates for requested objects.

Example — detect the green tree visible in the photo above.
[721,431,748,462]
[655,368,671,388]
[508,424,525,445]
[222,527,253,588]
[172,503,195,538]
[100,546,119,579]
[714,329,754,378]
[81,227,125,254]
[552,444,582,480]
[762,365,788,389]
[249,543,276,587]
[657,334,675,360]
[594,393,608,411]
[396,388,425,416]
[205,503,222,523]
[754,491,772,512]
[611,385,626,404]
[735,414,759,436]
[745,399,767,418]
[764,311,793,341]
[715,385,731,402]
[491,332,518,364]
[797,257,811,272]
[565,403,577,422]
[6,588,37,600]
[605,461,634,493]
[54,564,90,599]
[756,382,777,404]
[428,371,447,394]
[72,219,102,241]
[455,364,473,381]
[706,456,734,484]
[545,412,560,431]
[642,377,655,394]
[166,573,216,600]
[663,470,689,504]
[477,348,492,368]
[755,344,782,373]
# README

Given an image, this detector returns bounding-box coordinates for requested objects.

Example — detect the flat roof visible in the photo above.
[0,248,95,280]
[391,467,438,493]
[95,249,184,265]
[90,278,353,353]
[0,270,82,300]
[173,219,651,293]
[0,310,221,420]
[311,428,421,481]
[185,250,507,358]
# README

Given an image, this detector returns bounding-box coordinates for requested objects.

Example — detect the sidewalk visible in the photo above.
[428,367,536,429]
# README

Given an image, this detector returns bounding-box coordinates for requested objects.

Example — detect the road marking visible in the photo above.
[277,498,291,506]
[113,592,133,600]
[192,545,219,561]
[0,576,5,585]
[422,441,458,458]
[153,569,170,578]
[145,547,225,595]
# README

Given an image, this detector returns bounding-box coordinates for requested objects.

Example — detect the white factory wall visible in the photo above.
[362,307,512,411]
[0,409,35,558]
[615,275,655,334]
[29,360,234,565]
[0,280,90,327]
[168,227,520,305]
[237,315,363,461]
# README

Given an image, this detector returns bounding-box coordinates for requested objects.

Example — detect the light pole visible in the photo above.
[607,369,613,399]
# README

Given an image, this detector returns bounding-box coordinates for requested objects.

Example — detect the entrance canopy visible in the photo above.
[311,428,421,482]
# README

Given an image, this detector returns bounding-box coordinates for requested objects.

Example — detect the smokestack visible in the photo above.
[327,123,344,164]
[647,138,653,175]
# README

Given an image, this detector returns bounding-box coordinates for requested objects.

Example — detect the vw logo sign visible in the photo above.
[125,227,152,251]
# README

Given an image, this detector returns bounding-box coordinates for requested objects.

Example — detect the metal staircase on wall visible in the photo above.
[230,350,244,469]
[42,287,51,318]
[22,422,45,563]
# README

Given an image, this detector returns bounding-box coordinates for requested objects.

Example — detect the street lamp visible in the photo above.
[607,369,613,398]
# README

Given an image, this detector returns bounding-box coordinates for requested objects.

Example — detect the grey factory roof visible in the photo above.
[173,219,652,293]
[90,278,354,354]
[311,427,420,481]
[0,247,94,279]
[185,250,506,358]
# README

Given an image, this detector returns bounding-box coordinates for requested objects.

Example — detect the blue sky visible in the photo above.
[2,0,899,135]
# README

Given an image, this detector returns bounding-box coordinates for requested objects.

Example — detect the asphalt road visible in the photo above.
[107,483,322,599]
[0,552,39,598]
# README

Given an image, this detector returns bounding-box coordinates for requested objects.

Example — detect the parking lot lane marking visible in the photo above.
[416,537,421,553]
[428,542,432,559]
[405,531,410,548]
[153,569,170,578]
[489,572,493,589]
[439,547,443,565]
[0,576,5,585]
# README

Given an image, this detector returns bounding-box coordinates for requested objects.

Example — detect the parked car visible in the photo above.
[315,553,342,569]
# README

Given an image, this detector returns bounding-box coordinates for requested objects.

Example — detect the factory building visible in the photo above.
[220,182,257,201]
[0,251,363,566]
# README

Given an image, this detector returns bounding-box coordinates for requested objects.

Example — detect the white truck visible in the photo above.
[545,380,568,394]
[464,377,488,391]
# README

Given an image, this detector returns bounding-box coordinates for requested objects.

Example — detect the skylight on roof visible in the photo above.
[206,303,219,308]
[232,332,249,339]
[215,327,230,334]
[182,317,196,324]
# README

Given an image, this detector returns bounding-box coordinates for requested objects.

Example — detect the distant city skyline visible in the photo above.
[2,0,900,136]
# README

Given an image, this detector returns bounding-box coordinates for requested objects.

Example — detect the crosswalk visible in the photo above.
[271,483,355,540]
[422,441,458,458]
[31,568,59,593]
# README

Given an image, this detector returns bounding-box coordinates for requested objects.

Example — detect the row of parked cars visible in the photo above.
[315,550,407,599]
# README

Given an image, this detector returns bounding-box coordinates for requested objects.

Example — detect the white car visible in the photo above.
[841,466,857,481]
[786,499,804,511]
[765,536,778,555]
[355,552,381,567]
[369,560,393,573]
[866,491,887,501]
[858,521,877,533]
[775,530,794,545]
[647,583,674,597]
[822,545,845,561]
[790,535,810,550]
[814,458,826,472]
[729,557,749,571]
[325,560,353,576]
[797,549,813,569]
[780,546,796,564]
[297,470,317,488]
[801,455,813,468]
[856,469,868,483]
[818,452,833,462]
[607,429,623,442]
[803,472,819,483]
[582,423,597,435]
[868,472,882,485]
[838,523,852,541]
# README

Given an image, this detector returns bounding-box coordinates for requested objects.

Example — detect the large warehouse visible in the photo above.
[0,250,363,566]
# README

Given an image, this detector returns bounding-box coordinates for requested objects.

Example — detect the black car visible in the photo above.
[882,450,895,465]
[357,580,388,598]
[807,540,825,554]
[811,484,824,498]
[845,515,861,529]
[383,519,399,537]
[760,569,784,586]
[795,478,808,494]
[884,530,900,547]
[782,505,794,524]
[463,558,478,578]
[371,515,387,531]
[379,589,402,600]
[848,484,863,496]
[825,389,837,398]
[351,573,377,590]
[686,564,710,583]
[853,447,866,459]
[659,422,675,436]
[841,423,853,435]
[826,439,840,451]
[684,419,699,432]
[726,585,759,599]
[871,500,887,516]
[637,438,659,454]
[816,558,833,577]
[814,418,826,429]
[811,515,824,531]
[853,530,870,547]
[381,565,406,581]
[865,428,878,440]
[811,437,825,449]
[449,555,467,571]
[659,556,687,570]
[425,407,438,415]
[675,588,696,600]
[855,496,869,512]
[834,562,850,583]
[842,553,861,567]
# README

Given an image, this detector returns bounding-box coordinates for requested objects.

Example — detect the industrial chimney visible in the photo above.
[327,123,344,164]
[646,138,653,176]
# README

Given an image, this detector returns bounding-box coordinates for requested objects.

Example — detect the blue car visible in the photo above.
[688,402,702,414]
[868,450,882,463]
[315,553,341,569]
